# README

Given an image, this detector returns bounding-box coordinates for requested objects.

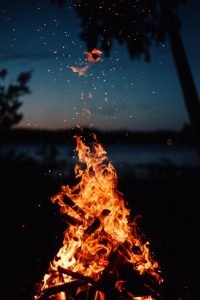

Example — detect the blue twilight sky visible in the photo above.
[0,0,200,131]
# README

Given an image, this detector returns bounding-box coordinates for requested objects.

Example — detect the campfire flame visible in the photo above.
[36,135,162,299]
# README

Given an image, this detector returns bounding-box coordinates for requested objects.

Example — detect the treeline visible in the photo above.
[0,125,194,145]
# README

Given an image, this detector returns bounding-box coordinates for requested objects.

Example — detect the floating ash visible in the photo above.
[35,134,163,300]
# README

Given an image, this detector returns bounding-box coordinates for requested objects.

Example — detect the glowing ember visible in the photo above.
[69,65,89,77]
[84,49,102,62]
[35,135,162,299]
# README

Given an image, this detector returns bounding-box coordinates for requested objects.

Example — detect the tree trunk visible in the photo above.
[160,0,200,152]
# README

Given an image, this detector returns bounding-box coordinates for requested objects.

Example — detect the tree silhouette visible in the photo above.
[53,0,200,150]
[0,69,31,131]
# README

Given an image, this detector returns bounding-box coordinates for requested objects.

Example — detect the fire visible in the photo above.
[84,49,102,62]
[36,134,162,299]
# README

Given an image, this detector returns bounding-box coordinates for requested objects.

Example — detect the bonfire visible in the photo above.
[35,134,163,299]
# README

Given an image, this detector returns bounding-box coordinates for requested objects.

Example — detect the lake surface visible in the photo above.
[1,143,200,167]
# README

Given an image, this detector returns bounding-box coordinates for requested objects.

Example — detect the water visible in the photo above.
[105,143,200,166]
[1,142,199,167]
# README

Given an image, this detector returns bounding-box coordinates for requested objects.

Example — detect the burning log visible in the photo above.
[61,213,82,226]
[94,249,124,292]
[35,280,85,300]
[115,264,161,299]
[58,266,96,285]
[84,210,110,236]
[132,245,143,255]
[62,194,86,218]
[84,217,101,235]
[118,243,132,261]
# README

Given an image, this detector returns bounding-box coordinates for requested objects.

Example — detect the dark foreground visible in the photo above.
[0,153,200,300]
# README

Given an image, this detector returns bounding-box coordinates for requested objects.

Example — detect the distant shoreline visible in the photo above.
[0,126,195,146]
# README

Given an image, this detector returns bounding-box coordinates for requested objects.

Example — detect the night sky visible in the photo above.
[1,0,200,131]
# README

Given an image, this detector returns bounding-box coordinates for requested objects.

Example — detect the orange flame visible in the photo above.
[37,135,162,299]
[84,49,102,62]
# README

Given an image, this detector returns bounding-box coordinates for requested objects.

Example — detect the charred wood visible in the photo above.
[95,249,125,292]
[58,266,96,285]
[61,213,82,226]
[84,210,111,236]
[62,194,85,217]
[84,218,101,235]
[118,243,131,261]
[36,280,85,300]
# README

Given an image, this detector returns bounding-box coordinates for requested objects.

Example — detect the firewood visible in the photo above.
[58,266,96,285]
[95,249,124,291]
[35,280,85,300]
[142,273,162,297]
[118,243,131,261]
[61,213,82,226]
[84,218,101,235]
[84,210,111,236]
[115,263,162,298]
[132,245,142,255]
[101,209,111,216]
[62,194,85,217]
